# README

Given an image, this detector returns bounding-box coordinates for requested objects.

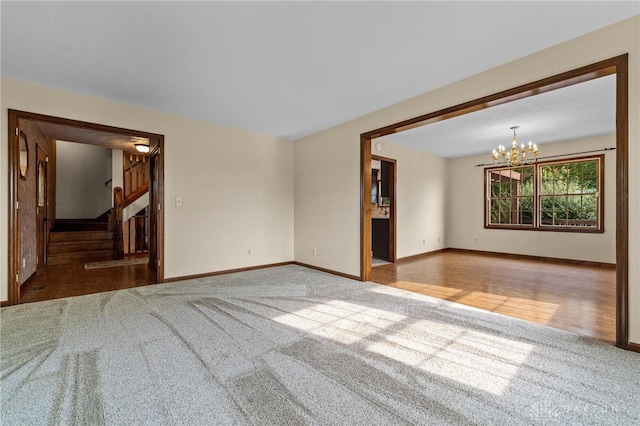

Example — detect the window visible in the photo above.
[488,166,534,226]
[485,155,603,232]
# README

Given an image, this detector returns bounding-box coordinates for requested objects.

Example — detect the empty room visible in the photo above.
[2,2,639,425]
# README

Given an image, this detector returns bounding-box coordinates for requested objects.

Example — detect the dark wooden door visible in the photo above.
[372,218,390,259]
[36,145,48,271]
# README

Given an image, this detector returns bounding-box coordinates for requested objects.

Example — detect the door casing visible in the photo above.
[7,109,165,305]
[360,55,629,349]
[372,155,396,263]
[35,144,48,272]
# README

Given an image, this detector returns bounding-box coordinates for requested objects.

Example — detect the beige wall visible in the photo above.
[1,16,637,344]
[373,139,447,259]
[1,77,294,294]
[293,16,639,343]
[293,126,360,273]
[447,134,616,263]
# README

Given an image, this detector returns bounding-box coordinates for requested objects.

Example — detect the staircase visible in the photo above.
[45,153,149,266]
[48,220,115,265]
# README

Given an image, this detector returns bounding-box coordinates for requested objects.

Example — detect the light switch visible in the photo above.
[175,197,183,207]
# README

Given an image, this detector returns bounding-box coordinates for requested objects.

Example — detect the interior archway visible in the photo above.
[7,110,165,305]
[360,55,629,348]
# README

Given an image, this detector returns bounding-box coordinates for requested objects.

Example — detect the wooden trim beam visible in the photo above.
[361,134,372,281]
[362,61,617,140]
[7,111,19,305]
[8,110,164,141]
[614,55,629,349]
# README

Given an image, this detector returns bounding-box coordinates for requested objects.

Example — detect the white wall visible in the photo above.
[1,77,294,293]
[56,141,112,219]
[447,134,616,263]
[111,149,124,199]
[374,139,447,259]
[293,16,639,343]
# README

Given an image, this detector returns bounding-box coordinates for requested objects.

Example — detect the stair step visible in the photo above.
[47,250,115,266]
[54,220,110,232]
[49,231,113,243]
[48,240,114,255]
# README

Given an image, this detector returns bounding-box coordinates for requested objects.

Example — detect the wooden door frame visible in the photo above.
[371,155,396,263]
[148,146,164,277]
[7,109,165,305]
[35,144,49,272]
[360,55,629,349]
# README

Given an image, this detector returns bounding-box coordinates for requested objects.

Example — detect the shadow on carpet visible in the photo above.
[1,265,638,425]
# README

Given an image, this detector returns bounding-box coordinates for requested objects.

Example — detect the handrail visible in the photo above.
[123,183,149,209]
[112,187,124,259]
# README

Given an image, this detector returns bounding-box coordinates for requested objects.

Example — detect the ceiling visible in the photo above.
[383,74,617,158]
[2,2,638,148]
[33,121,151,155]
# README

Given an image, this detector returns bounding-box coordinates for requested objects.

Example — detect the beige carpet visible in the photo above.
[84,257,149,269]
[1,265,638,425]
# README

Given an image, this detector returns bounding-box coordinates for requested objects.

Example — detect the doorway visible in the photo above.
[7,110,165,305]
[371,156,396,265]
[360,55,629,348]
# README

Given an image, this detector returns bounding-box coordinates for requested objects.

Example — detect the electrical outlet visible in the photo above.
[474,237,479,243]
[422,239,425,245]
[175,197,183,207]
[248,249,251,255]
[312,248,317,255]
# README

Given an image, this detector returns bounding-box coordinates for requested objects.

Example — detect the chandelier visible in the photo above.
[491,126,538,166]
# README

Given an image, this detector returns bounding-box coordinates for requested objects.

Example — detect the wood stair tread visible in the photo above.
[49,231,113,243]
[47,250,115,265]
[48,240,114,255]
[53,220,110,232]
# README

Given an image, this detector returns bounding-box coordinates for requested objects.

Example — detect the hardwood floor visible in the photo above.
[371,250,616,342]
[20,256,156,304]
[19,250,615,342]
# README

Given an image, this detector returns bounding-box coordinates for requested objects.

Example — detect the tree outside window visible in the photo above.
[486,155,603,232]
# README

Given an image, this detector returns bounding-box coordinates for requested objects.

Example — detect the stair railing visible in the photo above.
[112,187,124,259]
[123,207,149,254]
[124,154,149,198]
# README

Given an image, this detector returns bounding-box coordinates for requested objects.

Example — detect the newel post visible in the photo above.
[112,187,124,259]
